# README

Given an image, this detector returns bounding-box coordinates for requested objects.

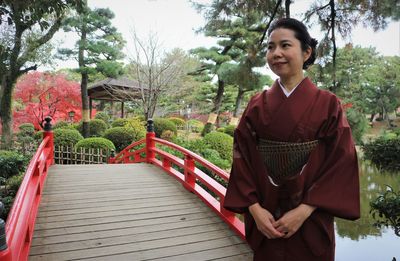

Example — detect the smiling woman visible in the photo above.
[223,18,360,261]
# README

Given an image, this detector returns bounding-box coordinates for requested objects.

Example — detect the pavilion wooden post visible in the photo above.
[121,101,124,118]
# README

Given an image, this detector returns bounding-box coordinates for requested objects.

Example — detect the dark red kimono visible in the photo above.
[224,77,360,261]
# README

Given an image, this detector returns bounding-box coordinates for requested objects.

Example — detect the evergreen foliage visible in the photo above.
[103,127,143,152]
[0,150,26,179]
[363,136,400,172]
[77,119,108,137]
[203,131,233,162]
[111,118,129,128]
[53,128,84,147]
[153,118,177,138]
[94,112,111,126]
[75,137,115,151]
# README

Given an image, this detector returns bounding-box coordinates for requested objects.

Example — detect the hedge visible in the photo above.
[77,119,108,137]
[75,137,115,151]
[203,131,233,162]
[0,150,26,179]
[363,136,400,172]
[103,127,144,152]
[53,128,84,147]
[154,118,177,138]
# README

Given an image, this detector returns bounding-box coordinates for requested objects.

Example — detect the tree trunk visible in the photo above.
[285,0,291,18]
[329,0,337,93]
[212,79,225,128]
[80,72,90,137]
[79,7,90,138]
[233,87,245,117]
[0,75,14,149]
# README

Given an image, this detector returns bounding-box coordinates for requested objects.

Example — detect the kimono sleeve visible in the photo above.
[302,97,360,220]
[223,98,260,214]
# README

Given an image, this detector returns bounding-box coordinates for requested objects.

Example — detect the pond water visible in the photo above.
[335,160,400,261]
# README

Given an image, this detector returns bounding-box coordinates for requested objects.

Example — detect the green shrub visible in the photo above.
[53,128,84,147]
[53,121,72,130]
[216,127,225,133]
[363,136,400,172]
[94,112,111,126]
[75,137,115,151]
[187,119,204,133]
[346,108,369,144]
[203,131,233,162]
[223,125,236,137]
[168,117,185,128]
[34,131,44,142]
[161,130,175,141]
[18,123,35,135]
[154,118,177,138]
[103,127,144,152]
[201,122,213,137]
[5,174,24,196]
[124,119,146,135]
[0,150,26,179]
[111,118,129,128]
[16,123,37,155]
[77,119,108,137]
[370,186,400,237]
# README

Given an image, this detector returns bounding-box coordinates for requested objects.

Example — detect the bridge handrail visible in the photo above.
[0,128,54,261]
[109,130,245,240]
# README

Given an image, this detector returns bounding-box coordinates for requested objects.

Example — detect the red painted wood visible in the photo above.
[0,131,54,261]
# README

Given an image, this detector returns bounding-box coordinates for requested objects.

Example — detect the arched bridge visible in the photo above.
[0,120,252,260]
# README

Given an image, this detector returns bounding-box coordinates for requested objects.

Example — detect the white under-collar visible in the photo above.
[278,78,304,97]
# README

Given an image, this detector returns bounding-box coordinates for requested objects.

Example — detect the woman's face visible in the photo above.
[266,28,311,81]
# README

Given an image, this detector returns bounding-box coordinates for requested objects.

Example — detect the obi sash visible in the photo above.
[257,138,319,186]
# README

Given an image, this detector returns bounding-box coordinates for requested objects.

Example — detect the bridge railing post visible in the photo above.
[183,155,196,192]
[146,119,156,163]
[42,116,54,165]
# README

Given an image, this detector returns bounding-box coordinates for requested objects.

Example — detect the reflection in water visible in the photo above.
[335,160,400,260]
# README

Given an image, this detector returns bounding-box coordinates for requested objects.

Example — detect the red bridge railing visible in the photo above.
[109,119,245,240]
[0,117,54,261]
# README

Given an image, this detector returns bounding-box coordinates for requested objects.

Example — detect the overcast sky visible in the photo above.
[53,0,400,75]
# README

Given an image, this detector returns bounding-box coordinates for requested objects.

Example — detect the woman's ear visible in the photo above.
[303,47,312,62]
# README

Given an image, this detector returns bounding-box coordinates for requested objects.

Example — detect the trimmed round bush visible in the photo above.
[75,137,115,151]
[94,112,111,125]
[111,118,129,128]
[53,121,71,130]
[168,117,185,129]
[203,131,233,162]
[53,128,84,147]
[0,150,26,179]
[77,119,108,137]
[18,123,35,135]
[103,127,144,152]
[154,118,177,138]
[124,119,146,136]
[223,125,236,137]
[187,119,204,133]
[161,130,174,141]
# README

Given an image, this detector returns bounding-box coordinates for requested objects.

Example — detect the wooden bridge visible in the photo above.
[0,119,252,261]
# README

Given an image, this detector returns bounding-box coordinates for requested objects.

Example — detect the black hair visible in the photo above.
[267,18,318,69]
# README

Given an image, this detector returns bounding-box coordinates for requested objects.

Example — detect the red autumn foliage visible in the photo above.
[13,72,82,130]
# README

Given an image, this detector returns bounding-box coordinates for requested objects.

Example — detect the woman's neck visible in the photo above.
[280,75,305,92]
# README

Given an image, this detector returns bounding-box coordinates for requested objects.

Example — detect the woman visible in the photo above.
[224,18,360,261]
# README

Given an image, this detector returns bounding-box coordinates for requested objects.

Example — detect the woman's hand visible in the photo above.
[249,203,285,239]
[273,204,316,238]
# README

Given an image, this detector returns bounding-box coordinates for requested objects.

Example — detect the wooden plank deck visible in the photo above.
[29,164,252,260]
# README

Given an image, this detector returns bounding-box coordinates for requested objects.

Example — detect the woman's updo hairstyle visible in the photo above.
[267,18,318,69]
